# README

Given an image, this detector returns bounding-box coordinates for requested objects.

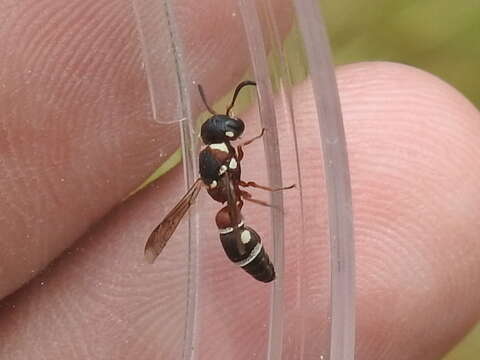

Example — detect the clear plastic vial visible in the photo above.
[132,0,355,359]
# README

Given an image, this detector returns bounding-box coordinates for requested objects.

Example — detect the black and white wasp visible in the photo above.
[144,81,293,282]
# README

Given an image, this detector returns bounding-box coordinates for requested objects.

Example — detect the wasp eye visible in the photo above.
[225,118,245,140]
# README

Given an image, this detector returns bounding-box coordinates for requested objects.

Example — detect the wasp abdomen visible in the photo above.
[242,246,275,283]
[219,225,275,283]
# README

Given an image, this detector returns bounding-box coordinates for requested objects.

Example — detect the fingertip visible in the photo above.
[336,61,480,358]
[283,61,480,358]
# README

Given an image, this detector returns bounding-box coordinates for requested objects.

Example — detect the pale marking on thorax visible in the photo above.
[229,158,238,169]
[219,165,228,175]
[209,142,229,153]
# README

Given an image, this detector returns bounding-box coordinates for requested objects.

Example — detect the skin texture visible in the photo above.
[0,0,479,359]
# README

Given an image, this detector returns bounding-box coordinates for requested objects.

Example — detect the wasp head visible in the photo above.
[200,114,245,144]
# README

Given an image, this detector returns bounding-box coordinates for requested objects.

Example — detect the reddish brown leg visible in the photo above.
[240,128,265,147]
[237,128,265,161]
[240,180,295,192]
[244,197,274,208]
[241,190,275,209]
[237,146,245,162]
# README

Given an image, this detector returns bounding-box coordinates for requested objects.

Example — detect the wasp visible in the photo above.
[145,81,293,282]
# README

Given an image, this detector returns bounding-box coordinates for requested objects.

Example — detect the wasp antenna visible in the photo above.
[197,84,217,115]
[226,80,257,117]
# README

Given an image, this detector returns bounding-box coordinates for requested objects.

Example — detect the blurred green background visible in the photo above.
[321,0,479,359]
[323,0,480,108]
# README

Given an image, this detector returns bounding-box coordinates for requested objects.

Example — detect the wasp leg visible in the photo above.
[244,197,274,208]
[240,180,295,192]
[237,128,265,161]
[241,190,275,208]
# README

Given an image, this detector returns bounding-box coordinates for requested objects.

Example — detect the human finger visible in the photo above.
[1,62,479,359]
[0,0,292,298]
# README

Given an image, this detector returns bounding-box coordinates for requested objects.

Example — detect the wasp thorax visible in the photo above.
[201,115,245,144]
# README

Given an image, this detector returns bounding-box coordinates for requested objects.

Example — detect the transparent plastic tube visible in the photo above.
[132,0,190,124]
[132,0,355,359]
[293,1,356,359]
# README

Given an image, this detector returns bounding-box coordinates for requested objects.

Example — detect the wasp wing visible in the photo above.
[144,179,203,263]
[221,172,247,256]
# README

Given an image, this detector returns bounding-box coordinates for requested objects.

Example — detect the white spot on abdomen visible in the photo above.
[225,131,234,138]
[241,230,251,244]
[209,142,229,153]
[209,180,217,189]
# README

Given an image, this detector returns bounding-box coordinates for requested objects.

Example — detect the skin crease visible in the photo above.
[0,1,479,360]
